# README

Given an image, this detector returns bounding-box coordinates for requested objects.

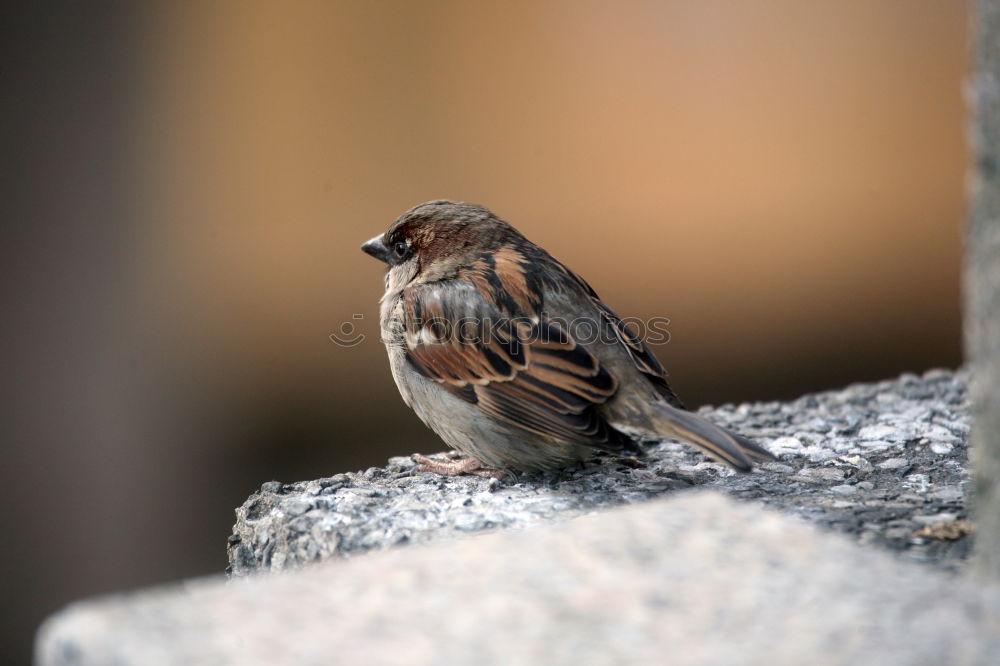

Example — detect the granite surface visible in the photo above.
[38,492,1000,666]
[38,369,998,666]
[228,369,973,576]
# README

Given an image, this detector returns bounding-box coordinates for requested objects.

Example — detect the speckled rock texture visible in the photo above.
[38,369,1000,666]
[229,369,973,576]
[967,0,1000,579]
[38,492,1000,666]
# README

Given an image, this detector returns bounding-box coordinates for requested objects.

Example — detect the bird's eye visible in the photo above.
[393,241,409,259]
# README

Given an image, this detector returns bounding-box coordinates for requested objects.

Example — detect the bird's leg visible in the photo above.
[412,453,505,479]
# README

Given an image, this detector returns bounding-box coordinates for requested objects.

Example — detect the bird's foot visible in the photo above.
[412,453,505,479]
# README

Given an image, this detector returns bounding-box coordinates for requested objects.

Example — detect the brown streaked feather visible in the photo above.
[591,298,684,407]
[543,255,686,409]
[491,246,543,314]
[400,280,634,452]
[457,249,543,319]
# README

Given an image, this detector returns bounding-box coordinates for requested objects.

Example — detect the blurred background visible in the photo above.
[3,1,968,662]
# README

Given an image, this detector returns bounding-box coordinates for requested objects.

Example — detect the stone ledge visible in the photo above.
[38,492,1000,666]
[229,369,972,576]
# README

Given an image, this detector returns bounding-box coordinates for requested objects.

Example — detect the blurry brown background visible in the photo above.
[3,1,967,662]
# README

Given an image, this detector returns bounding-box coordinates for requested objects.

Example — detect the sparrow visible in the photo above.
[361,200,774,476]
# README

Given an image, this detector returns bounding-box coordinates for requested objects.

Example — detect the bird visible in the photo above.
[361,200,774,476]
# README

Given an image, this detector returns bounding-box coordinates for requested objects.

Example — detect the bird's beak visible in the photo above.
[361,234,390,264]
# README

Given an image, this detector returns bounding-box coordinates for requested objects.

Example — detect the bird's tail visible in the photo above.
[643,401,776,472]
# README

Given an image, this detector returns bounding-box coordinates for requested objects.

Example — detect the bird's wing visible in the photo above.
[400,278,633,452]
[589,298,684,408]
[544,258,686,408]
